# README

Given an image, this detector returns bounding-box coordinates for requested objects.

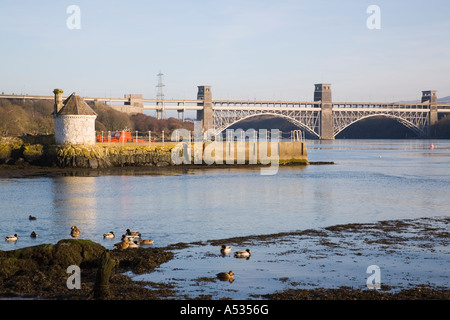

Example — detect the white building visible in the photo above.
[53,89,97,145]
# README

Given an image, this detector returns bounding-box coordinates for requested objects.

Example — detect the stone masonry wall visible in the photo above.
[54,115,97,145]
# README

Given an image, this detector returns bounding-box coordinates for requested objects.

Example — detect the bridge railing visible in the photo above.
[332,102,431,109]
[95,129,305,143]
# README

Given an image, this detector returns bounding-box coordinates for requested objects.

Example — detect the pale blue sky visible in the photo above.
[1,0,449,101]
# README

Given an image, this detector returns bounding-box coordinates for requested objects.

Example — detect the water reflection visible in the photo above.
[52,176,98,239]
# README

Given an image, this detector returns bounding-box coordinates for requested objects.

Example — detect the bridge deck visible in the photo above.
[1,94,449,112]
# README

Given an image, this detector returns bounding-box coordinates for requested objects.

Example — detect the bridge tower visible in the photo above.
[315,83,334,139]
[422,90,438,127]
[197,85,213,131]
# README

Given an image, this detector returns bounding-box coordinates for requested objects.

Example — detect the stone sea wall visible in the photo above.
[0,137,174,168]
[0,137,308,169]
[56,143,174,168]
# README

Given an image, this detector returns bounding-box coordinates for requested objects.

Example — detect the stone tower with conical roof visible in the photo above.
[53,89,97,145]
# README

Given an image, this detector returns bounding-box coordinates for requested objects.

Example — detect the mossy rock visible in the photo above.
[53,239,105,268]
[0,256,39,278]
[23,144,44,162]
[111,247,174,274]
[0,137,24,163]
[0,240,105,272]
[0,144,11,163]
[0,243,54,278]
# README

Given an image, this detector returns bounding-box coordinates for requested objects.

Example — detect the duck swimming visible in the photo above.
[216,271,234,282]
[6,234,18,241]
[30,231,38,238]
[139,239,154,245]
[103,232,115,239]
[234,249,251,259]
[29,215,37,220]
[220,245,231,255]
[70,226,81,239]
[126,229,141,237]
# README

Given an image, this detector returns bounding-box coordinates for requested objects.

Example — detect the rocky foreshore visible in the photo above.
[0,239,175,300]
[0,217,448,300]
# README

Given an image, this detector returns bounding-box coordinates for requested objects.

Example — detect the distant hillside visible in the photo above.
[0,98,193,137]
[397,95,450,103]
[438,96,450,103]
[431,116,450,138]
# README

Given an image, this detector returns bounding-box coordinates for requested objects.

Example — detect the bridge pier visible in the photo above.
[124,94,144,114]
[314,84,334,140]
[422,90,438,127]
[197,85,213,132]
[177,109,185,122]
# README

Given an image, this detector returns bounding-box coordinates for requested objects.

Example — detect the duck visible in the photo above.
[139,239,154,245]
[113,236,129,250]
[216,271,234,282]
[234,249,251,259]
[6,234,18,241]
[128,240,139,248]
[220,245,231,255]
[125,229,141,239]
[29,215,37,220]
[30,231,38,238]
[103,231,115,239]
[70,226,81,239]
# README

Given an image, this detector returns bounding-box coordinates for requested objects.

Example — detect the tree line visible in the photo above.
[0,99,194,137]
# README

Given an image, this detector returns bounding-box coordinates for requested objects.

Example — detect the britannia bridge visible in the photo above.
[2,84,449,139]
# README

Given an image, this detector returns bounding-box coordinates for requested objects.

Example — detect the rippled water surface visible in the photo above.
[0,139,449,298]
[0,139,449,251]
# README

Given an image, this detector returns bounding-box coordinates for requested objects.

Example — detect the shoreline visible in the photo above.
[0,162,332,179]
[0,216,448,300]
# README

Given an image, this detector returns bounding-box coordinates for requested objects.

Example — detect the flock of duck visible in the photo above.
[4,216,154,249]
[72,226,154,249]
[216,245,252,283]
[4,216,250,284]
[108,229,154,250]
[4,215,38,241]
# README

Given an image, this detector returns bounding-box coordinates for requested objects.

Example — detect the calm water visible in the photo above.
[0,139,449,251]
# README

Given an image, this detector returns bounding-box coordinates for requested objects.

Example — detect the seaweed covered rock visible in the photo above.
[53,239,105,268]
[0,239,105,299]
[111,247,174,274]
[0,137,23,164]
[22,144,44,163]
[0,239,175,299]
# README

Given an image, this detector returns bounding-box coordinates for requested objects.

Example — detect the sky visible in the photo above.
[1,0,449,102]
